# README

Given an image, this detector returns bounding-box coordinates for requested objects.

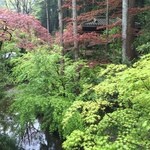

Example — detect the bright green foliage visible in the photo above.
[97,109,149,149]
[10,45,88,136]
[63,130,99,150]
[62,54,150,150]
[8,45,150,149]
[94,54,150,105]
[62,100,110,150]
[62,101,109,128]
[98,64,127,78]
[137,42,150,54]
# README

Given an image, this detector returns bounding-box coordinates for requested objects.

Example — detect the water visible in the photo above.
[2,87,62,150]
[1,119,62,150]
[20,120,62,150]
[20,120,47,150]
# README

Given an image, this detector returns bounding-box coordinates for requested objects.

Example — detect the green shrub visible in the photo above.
[62,54,150,150]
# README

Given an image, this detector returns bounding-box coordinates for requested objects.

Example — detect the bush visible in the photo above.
[62,54,150,149]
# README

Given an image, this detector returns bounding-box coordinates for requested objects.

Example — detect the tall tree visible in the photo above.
[72,0,78,60]
[122,0,136,62]
[106,0,109,52]
[32,0,58,33]
[58,0,63,48]
[4,0,35,14]
[58,0,64,74]
[45,0,50,32]
[122,0,128,62]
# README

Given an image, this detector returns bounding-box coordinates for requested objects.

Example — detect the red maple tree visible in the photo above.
[0,9,51,51]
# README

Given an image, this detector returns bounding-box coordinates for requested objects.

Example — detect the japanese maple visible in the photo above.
[0,9,51,50]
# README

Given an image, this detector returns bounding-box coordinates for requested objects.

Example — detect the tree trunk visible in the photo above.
[122,0,136,63]
[127,0,136,60]
[58,0,64,75]
[72,0,79,60]
[0,41,3,51]
[122,0,128,62]
[45,0,50,33]
[58,0,64,49]
[106,0,109,52]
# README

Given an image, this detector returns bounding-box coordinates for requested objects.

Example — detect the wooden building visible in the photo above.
[82,17,118,32]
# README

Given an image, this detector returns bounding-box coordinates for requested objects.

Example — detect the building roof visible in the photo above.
[82,18,117,27]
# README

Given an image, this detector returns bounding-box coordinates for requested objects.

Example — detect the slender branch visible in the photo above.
[141,78,150,90]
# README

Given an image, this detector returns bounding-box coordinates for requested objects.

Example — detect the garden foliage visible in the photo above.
[0,2,150,149]
[10,45,150,149]
[10,45,88,136]
[62,54,150,150]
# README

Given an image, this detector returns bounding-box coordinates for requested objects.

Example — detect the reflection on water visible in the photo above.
[1,119,62,150]
[20,120,62,150]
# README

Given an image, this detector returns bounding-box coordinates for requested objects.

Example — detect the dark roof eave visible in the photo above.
[82,25,98,27]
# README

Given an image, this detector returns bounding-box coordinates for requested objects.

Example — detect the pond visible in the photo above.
[1,119,62,150]
[21,121,62,150]
[1,88,62,150]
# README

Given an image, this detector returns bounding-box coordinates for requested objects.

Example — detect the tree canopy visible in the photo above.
[0,0,150,149]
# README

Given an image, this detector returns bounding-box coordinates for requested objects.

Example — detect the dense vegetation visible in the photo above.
[0,0,150,150]
[9,47,150,150]
[62,54,150,149]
